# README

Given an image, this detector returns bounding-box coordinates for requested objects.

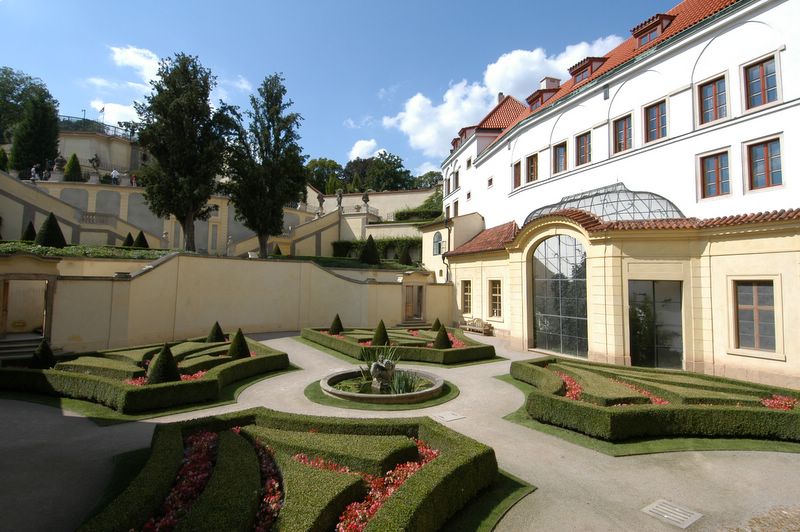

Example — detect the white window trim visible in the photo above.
[726,274,785,361]
[610,111,634,157]
[642,96,670,145]
[461,279,473,317]
[488,279,503,320]
[695,70,731,129]
[695,145,733,202]
[551,139,568,176]
[523,151,540,184]
[574,129,592,166]
[512,159,522,189]
[739,48,785,116]
[740,132,784,195]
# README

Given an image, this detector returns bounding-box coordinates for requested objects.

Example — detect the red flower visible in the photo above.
[125,376,148,386]
[180,370,208,381]
[554,371,582,401]
[761,394,799,410]
[611,379,669,405]
[253,441,283,532]
[359,340,372,347]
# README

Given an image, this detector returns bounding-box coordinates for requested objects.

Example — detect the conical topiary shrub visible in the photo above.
[133,231,149,248]
[206,321,226,343]
[329,314,344,335]
[122,233,134,247]
[21,220,37,241]
[358,235,380,265]
[430,318,442,331]
[272,244,282,256]
[398,246,412,266]
[228,328,250,359]
[34,212,67,248]
[147,343,181,384]
[63,153,83,182]
[30,339,56,369]
[433,326,452,349]
[371,319,389,347]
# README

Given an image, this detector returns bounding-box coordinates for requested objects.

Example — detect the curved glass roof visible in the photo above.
[524,183,684,225]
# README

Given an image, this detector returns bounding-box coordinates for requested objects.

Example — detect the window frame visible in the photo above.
[552,141,567,174]
[489,279,502,319]
[432,231,443,256]
[466,157,472,169]
[637,28,659,47]
[461,280,472,315]
[513,160,521,189]
[698,149,731,199]
[746,137,782,191]
[575,131,591,166]
[525,153,538,183]
[453,200,459,217]
[643,99,668,143]
[743,54,780,111]
[573,68,589,83]
[453,170,460,190]
[612,114,633,154]
[487,176,493,188]
[697,73,729,126]
[727,275,784,361]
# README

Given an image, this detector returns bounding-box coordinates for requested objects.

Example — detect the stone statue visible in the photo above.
[370,357,396,393]
[362,189,371,206]
[336,188,343,208]
[88,154,100,171]
[54,153,66,171]
[317,191,325,214]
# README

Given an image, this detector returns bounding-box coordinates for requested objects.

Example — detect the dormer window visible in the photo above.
[568,57,606,85]
[631,13,675,48]
[574,68,589,83]
[638,28,659,46]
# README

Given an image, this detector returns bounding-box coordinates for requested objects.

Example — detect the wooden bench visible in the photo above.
[459,318,494,336]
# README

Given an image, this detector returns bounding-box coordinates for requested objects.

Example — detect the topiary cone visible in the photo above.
[206,321,226,343]
[358,235,381,265]
[329,314,344,335]
[21,220,37,241]
[430,318,442,331]
[122,232,134,247]
[433,326,452,349]
[147,343,181,383]
[34,212,67,248]
[228,328,250,359]
[133,231,149,249]
[272,244,282,256]
[371,319,389,346]
[30,339,56,369]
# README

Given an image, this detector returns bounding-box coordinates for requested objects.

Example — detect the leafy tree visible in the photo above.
[343,157,370,190]
[147,344,181,383]
[122,232,134,247]
[10,89,59,176]
[133,231,149,248]
[430,317,442,331]
[371,320,389,347]
[272,244,282,256]
[63,153,83,182]
[228,328,250,359]
[433,326,452,349]
[206,321,226,343]
[0,67,56,143]
[343,152,413,191]
[325,174,341,195]
[34,212,67,248]
[358,235,380,265]
[135,53,236,252]
[0,147,8,171]
[413,170,442,189]
[306,157,342,192]
[30,339,56,369]
[329,314,344,335]
[227,73,306,258]
[21,220,36,241]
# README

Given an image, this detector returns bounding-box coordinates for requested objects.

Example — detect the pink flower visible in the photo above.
[611,379,669,405]
[554,371,583,401]
[359,340,372,347]
[409,330,419,337]
[125,376,148,386]
[180,370,207,381]
[761,394,799,410]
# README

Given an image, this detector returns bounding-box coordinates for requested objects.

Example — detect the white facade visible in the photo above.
[442,0,799,228]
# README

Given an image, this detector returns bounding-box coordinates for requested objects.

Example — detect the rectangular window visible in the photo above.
[526,154,538,183]
[748,139,781,190]
[490,280,502,318]
[453,200,459,217]
[575,132,591,166]
[445,179,450,196]
[735,281,775,351]
[644,100,667,142]
[745,57,777,109]
[445,205,450,219]
[700,152,730,198]
[466,158,472,169]
[462,280,472,314]
[553,142,567,174]
[574,68,589,83]
[638,28,659,47]
[466,191,471,200]
[453,170,460,190]
[613,115,632,153]
[699,77,727,124]
[513,161,521,188]
[487,177,493,188]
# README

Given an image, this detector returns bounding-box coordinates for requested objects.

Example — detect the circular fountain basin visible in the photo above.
[321,369,445,404]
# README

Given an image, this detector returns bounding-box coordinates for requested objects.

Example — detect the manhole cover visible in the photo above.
[642,499,703,529]
[431,411,465,422]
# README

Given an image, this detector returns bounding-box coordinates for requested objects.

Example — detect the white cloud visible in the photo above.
[232,75,252,92]
[90,99,138,125]
[378,85,399,101]
[384,35,623,159]
[109,45,159,84]
[343,115,374,129]
[348,139,384,160]
[86,77,118,89]
[415,161,440,175]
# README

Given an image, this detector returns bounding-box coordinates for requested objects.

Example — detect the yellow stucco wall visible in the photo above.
[6,280,45,332]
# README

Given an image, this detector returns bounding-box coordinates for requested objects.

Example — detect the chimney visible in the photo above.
[540,77,560,90]
[497,92,504,104]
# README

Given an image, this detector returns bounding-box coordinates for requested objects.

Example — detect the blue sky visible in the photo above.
[1,0,676,175]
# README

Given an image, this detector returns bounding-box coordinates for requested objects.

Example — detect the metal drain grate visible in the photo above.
[642,499,703,529]
[431,411,465,423]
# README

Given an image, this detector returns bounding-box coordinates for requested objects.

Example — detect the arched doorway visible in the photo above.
[531,235,588,357]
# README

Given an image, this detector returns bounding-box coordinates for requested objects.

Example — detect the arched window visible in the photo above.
[532,235,588,357]
[433,232,443,255]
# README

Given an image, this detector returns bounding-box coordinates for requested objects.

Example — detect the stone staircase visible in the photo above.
[396,319,430,329]
[0,334,43,365]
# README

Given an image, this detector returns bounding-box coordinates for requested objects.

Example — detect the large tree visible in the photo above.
[227,74,306,258]
[134,53,235,251]
[413,170,442,189]
[343,151,413,192]
[10,89,59,176]
[305,157,342,192]
[0,67,56,143]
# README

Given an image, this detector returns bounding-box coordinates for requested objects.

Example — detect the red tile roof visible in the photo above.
[444,221,518,257]
[480,0,741,155]
[476,95,527,130]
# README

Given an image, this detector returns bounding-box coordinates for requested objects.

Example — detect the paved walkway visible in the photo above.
[1,333,799,531]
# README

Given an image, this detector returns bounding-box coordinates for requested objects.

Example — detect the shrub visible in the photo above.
[121,233,134,247]
[358,235,380,265]
[329,314,344,335]
[393,209,442,222]
[430,318,441,331]
[147,344,181,384]
[63,153,84,182]
[30,339,56,369]
[206,321,226,343]
[21,220,36,241]
[56,356,145,380]
[371,320,389,347]
[272,244,282,256]
[0,147,8,171]
[34,212,67,248]
[433,327,452,349]
[398,246,413,266]
[228,329,250,359]
[133,231,149,249]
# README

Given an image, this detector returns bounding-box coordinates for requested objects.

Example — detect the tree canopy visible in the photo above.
[305,158,342,192]
[134,53,236,251]
[0,67,57,144]
[10,89,59,175]
[226,73,307,258]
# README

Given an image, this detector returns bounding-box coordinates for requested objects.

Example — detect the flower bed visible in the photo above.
[511,357,800,442]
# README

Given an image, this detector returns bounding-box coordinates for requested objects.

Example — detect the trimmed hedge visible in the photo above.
[178,355,231,374]
[176,431,260,532]
[549,363,649,406]
[146,344,181,384]
[56,357,145,380]
[394,209,441,221]
[205,322,226,343]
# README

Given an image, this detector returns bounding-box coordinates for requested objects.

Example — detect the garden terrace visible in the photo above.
[302,326,496,364]
[79,407,498,532]
[510,357,800,442]
[0,335,289,414]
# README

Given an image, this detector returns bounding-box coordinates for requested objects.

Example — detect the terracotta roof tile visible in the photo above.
[444,221,518,257]
[476,96,527,130]
[481,0,741,155]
